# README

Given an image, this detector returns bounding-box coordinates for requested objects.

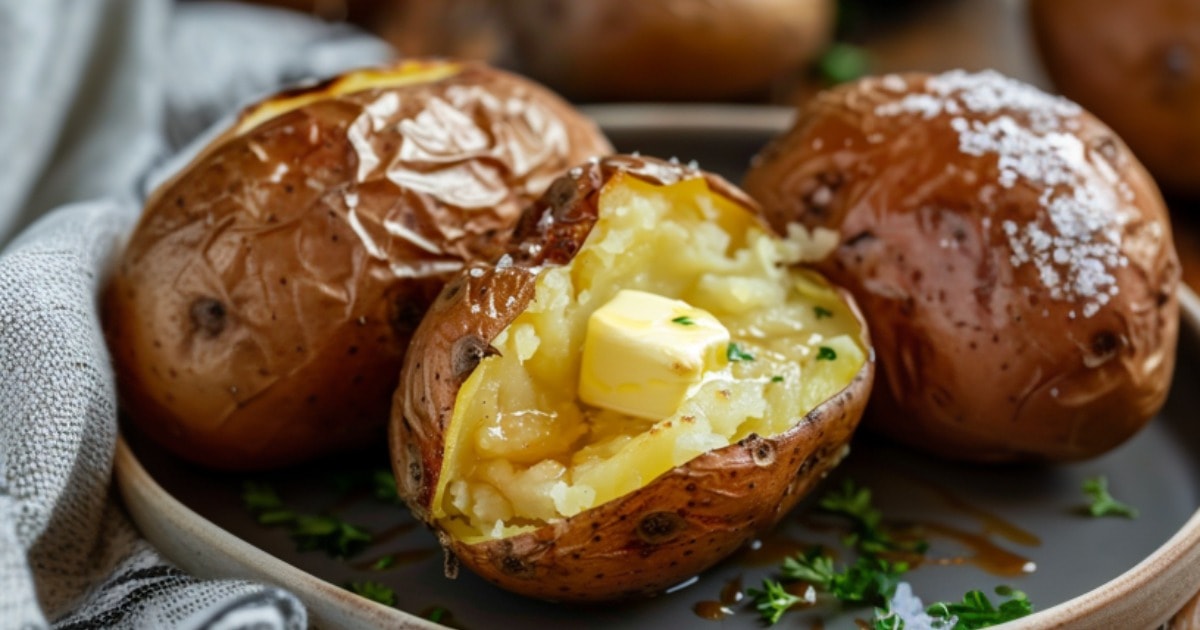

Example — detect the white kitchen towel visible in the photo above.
[0,1,392,627]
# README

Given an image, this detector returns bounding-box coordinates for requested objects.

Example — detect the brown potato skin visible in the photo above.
[744,72,1180,462]
[103,61,612,470]
[392,155,874,601]
[1030,0,1200,197]
[506,0,834,101]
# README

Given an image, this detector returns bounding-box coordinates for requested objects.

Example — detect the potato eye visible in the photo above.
[189,297,226,337]
[637,511,686,545]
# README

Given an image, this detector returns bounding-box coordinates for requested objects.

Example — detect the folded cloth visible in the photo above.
[0,1,392,627]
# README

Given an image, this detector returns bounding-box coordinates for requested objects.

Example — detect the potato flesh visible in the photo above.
[437,176,866,541]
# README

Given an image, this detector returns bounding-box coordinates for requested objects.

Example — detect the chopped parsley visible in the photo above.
[1081,475,1139,519]
[814,305,834,319]
[771,375,785,383]
[782,549,907,605]
[373,469,401,504]
[817,346,838,361]
[371,555,396,571]
[926,586,1033,629]
[293,514,372,557]
[242,481,373,558]
[347,581,396,606]
[426,606,450,623]
[671,315,696,326]
[727,343,755,362]
[242,482,295,525]
[819,43,871,85]
[748,579,807,625]
[817,480,926,556]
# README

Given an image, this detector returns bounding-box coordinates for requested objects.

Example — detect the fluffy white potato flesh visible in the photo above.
[435,175,866,541]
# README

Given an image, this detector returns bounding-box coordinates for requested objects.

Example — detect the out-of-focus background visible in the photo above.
[218,0,1200,289]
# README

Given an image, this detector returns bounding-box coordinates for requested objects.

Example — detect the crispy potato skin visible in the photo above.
[744,72,1180,462]
[1030,0,1200,196]
[392,155,874,601]
[506,0,834,101]
[103,61,611,470]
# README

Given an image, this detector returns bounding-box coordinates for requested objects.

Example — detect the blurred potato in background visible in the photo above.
[1030,0,1200,198]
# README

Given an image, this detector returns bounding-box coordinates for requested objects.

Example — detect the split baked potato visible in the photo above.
[391,155,873,601]
[744,70,1180,462]
[103,60,612,469]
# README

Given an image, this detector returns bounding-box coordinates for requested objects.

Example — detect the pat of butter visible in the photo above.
[578,289,729,420]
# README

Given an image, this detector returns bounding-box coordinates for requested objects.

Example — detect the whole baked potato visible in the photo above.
[1030,0,1200,197]
[391,155,873,601]
[744,70,1180,462]
[103,60,612,470]
[506,0,835,101]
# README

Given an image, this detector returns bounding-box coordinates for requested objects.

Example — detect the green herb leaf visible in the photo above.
[783,549,906,606]
[748,579,805,625]
[926,586,1033,629]
[373,469,401,504]
[817,346,838,361]
[814,306,834,319]
[426,606,449,623]
[727,342,755,362]
[819,43,871,85]
[873,603,907,630]
[1081,475,1138,519]
[347,581,396,607]
[817,480,926,556]
[242,482,285,513]
[371,555,396,571]
[671,315,695,326]
[771,375,785,383]
[293,515,372,557]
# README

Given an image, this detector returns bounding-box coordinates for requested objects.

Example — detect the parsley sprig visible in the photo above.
[817,480,927,556]
[727,342,755,362]
[747,579,808,625]
[241,481,373,557]
[926,586,1033,629]
[1081,475,1138,519]
[347,581,396,606]
[783,550,908,605]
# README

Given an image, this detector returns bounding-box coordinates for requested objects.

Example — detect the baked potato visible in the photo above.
[1030,0,1200,197]
[744,70,1180,462]
[391,155,873,601]
[506,0,835,101]
[103,60,612,470]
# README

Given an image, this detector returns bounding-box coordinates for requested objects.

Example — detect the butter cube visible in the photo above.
[579,290,729,419]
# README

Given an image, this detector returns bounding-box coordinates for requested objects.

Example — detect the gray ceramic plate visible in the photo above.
[116,105,1200,630]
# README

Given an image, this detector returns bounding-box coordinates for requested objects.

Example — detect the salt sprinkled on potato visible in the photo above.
[745,70,1180,462]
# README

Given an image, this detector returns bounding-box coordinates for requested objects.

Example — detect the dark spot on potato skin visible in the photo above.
[452,335,502,381]
[637,511,686,545]
[190,297,226,337]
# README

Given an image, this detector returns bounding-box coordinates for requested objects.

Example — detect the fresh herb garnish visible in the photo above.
[242,482,296,525]
[1081,475,1139,518]
[782,548,907,605]
[748,579,807,625]
[426,606,449,623]
[373,469,401,503]
[347,581,396,606]
[771,375,785,383]
[817,346,838,361]
[926,586,1033,629]
[671,315,696,326]
[817,480,925,555]
[727,342,755,362]
[872,603,906,630]
[293,514,372,557]
[371,555,396,571]
[819,43,871,85]
[814,305,834,319]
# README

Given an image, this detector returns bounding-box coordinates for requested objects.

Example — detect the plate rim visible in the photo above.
[114,104,1200,630]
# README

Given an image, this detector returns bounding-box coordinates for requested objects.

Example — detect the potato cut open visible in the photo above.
[434,174,866,541]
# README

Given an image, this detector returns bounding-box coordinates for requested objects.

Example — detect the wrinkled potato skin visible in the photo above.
[1030,0,1200,196]
[104,61,612,470]
[507,0,835,101]
[393,155,874,601]
[744,73,1179,462]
